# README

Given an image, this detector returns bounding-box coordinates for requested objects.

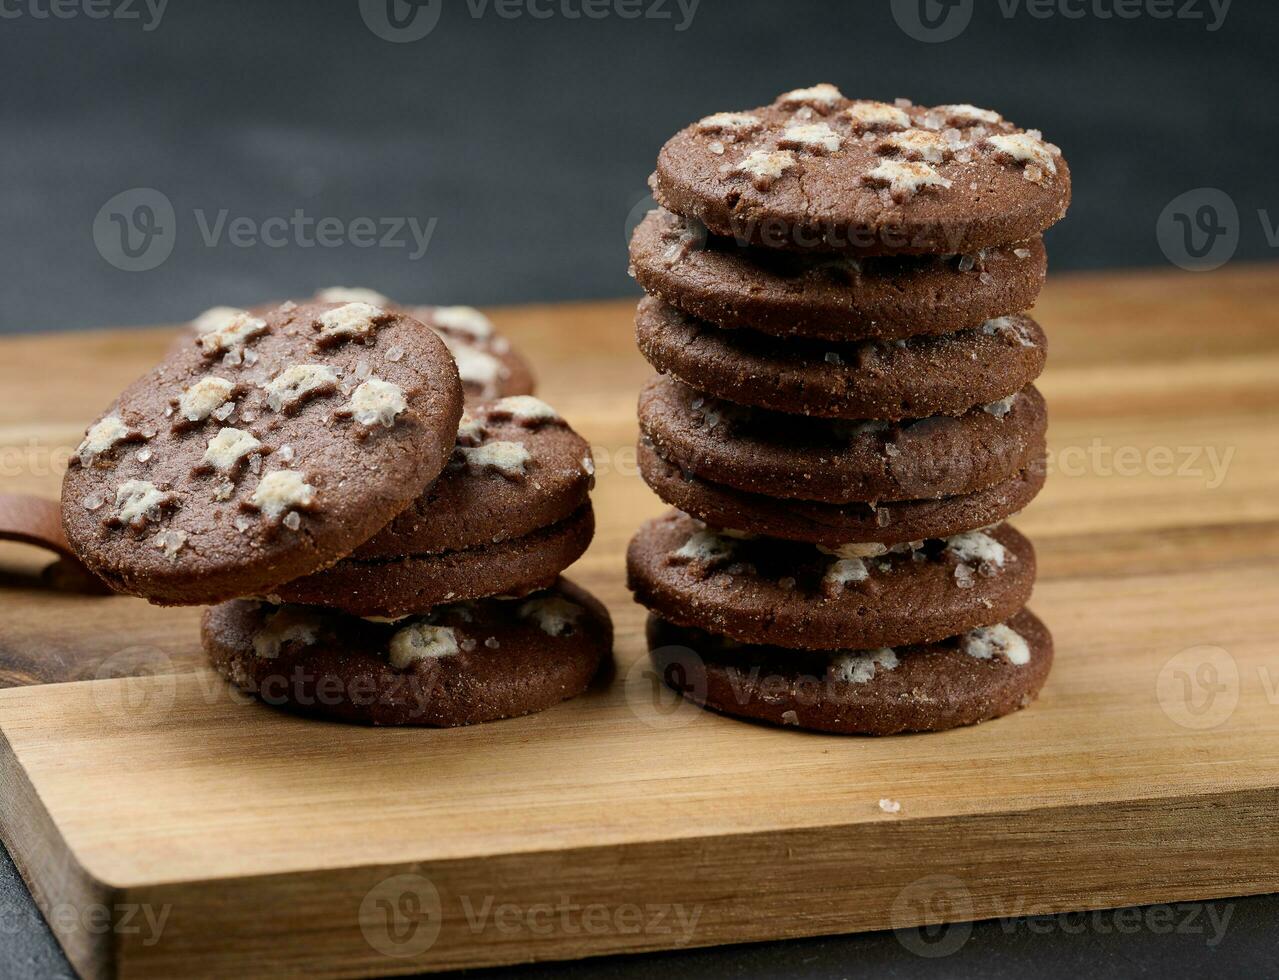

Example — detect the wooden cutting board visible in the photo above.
[2,266,1278,980]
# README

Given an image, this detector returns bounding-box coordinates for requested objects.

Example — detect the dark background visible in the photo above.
[1,0,1276,335]
[2,1,1278,977]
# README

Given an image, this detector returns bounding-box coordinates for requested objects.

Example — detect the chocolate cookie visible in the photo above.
[627,510,1035,650]
[653,89,1070,255]
[204,578,612,727]
[63,301,464,605]
[629,208,1046,340]
[352,396,595,560]
[272,504,595,618]
[399,304,535,403]
[636,296,1045,419]
[639,375,1046,503]
[639,440,1045,547]
[648,607,1052,735]
[191,294,535,403]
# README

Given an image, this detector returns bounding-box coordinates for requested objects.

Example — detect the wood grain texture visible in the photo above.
[1,265,1278,978]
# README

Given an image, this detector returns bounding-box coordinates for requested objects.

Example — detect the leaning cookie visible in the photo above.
[628,510,1035,651]
[653,88,1070,254]
[272,397,596,618]
[630,208,1046,340]
[639,375,1046,503]
[204,578,612,727]
[352,396,594,559]
[639,440,1045,548]
[648,608,1052,735]
[62,300,464,605]
[636,296,1045,419]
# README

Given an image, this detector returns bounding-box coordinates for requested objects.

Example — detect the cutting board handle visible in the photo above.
[0,493,110,593]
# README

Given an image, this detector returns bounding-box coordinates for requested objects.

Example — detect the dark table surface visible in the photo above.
[2,1,1277,976]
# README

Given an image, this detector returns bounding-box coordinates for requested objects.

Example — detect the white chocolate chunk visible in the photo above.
[316,286,392,306]
[822,557,870,592]
[982,394,1017,418]
[202,427,262,473]
[879,129,952,164]
[198,312,267,354]
[981,316,1036,347]
[315,302,387,344]
[430,306,494,339]
[987,133,1058,174]
[490,395,560,427]
[938,103,1003,126]
[388,624,459,669]
[192,306,248,334]
[348,377,407,428]
[845,101,910,131]
[674,529,734,565]
[945,531,1008,572]
[879,798,902,814]
[518,596,584,637]
[864,159,952,200]
[250,470,316,520]
[458,441,531,479]
[77,415,132,464]
[112,480,172,528]
[778,83,843,108]
[696,112,762,135]
[178,377,234,423]
[962,623,1030,666]
[441,335,501,396]
[152,528,188,559]
[780,122,842,154]
[829,647,898,684]
[729,150,797,190]
[253,607,320,660]
[263,364,338,412]
[456,413,486,446]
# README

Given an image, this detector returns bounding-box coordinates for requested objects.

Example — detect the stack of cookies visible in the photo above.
[626,85,1070,735]
[64,298,611,727]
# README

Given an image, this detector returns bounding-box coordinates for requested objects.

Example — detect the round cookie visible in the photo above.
[639,375,1046,504]
[352,396,595,560]
[62,301,464,605]
[399,304,535,403]
[639,440,1045,547]
[629,208,1047,340]
[653,88,1070,255]
[627,510,1035,651]
[190,294,535,403]
[272,504,595,618]
[204,578,612,727]
[647,607,1052,735]
[636,296,1045,419]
